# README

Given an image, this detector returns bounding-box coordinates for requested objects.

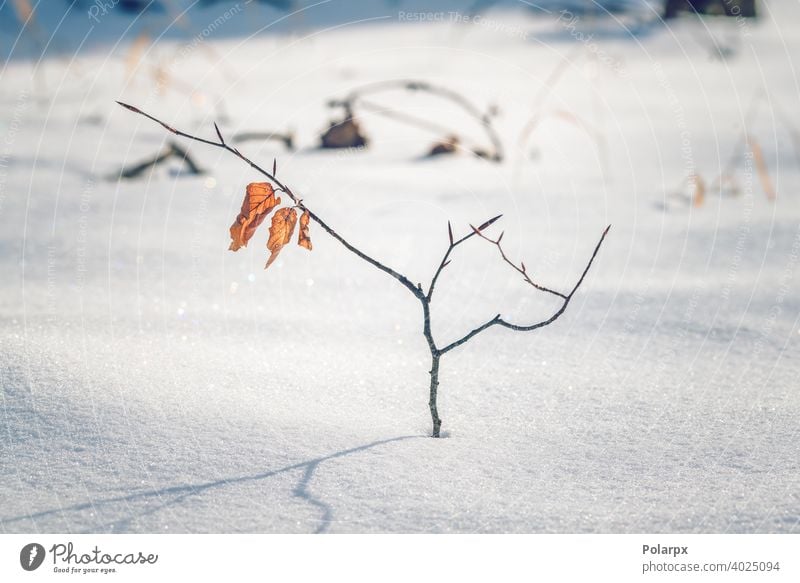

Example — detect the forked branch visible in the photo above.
[427,214,502,302]
[438,224,611,354]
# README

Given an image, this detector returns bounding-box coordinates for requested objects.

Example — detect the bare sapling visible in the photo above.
[117,101,610,437]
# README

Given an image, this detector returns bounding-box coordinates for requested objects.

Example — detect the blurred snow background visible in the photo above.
[1,0,798,533]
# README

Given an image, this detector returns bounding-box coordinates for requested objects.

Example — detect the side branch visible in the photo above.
[426,214,502,302]
[438,225,610,354]
[117,101,423,300]
[471,227,567,300]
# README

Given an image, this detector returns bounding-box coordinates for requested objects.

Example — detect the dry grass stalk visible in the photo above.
[747,136,777,200]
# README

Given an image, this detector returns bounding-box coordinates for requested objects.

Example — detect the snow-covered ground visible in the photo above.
[1,1,799,533]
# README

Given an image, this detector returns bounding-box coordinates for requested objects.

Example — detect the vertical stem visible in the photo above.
[429,353,442,438]
[421,297,442,438]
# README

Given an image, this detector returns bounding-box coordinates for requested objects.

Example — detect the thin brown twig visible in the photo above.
[470,227,567,300]
[439,224,611,354]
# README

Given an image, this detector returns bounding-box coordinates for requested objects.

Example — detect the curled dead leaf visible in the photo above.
[297,210,312,251]
[265,208,298,269]
[229,182,280,252]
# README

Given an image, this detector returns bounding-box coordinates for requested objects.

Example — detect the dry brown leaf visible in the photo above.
[265,208,298,269]
[229,182,280,252]
[297,210,312,251]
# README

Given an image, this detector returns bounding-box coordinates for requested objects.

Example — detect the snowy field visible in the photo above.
[1,1,799,533]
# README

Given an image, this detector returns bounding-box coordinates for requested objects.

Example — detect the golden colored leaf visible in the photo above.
[229,182,280,252]
[297,210,312,251]
[265,208,298,269]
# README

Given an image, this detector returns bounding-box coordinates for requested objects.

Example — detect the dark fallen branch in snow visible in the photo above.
[426,135,460,158]
[114,141,204,180]
[319,109,369,149]
[231,130,295,151]
[117,101,609,437]
[323,80,503,161]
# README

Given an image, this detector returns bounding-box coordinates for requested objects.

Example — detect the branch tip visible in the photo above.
[214,122,225,144]
[447,221,454,245]
[116,100,141,113]
[477,214,503,231]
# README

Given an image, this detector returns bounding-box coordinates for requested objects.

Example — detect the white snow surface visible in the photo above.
[1,1,799,533]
